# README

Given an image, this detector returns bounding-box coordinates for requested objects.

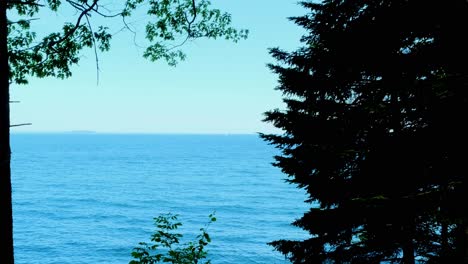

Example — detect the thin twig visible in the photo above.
[85,15,100,85]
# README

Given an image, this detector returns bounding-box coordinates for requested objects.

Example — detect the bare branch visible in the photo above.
[88,3,122,18]
[65,0,86,12]
[7,18,39,25]
[167,34,191,51]
[48,0,99,49]
[10,123,32,127]
[181,0,198,36]
[190,0,197,24]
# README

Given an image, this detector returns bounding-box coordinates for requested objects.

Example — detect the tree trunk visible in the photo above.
[456,221,468,264]
[440,221,449,261]
[402,224,415,264]
[0,1,14,263]
[402,243,415,264]
[440,182,449,262]
[464,224,468,264]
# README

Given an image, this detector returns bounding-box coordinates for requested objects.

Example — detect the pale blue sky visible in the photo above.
[10,1,306,134]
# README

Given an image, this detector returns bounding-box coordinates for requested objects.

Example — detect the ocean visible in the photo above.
[11,133,308,264]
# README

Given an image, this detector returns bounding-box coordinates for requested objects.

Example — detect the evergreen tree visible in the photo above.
[262,1,468,263]
[0,1,247,263]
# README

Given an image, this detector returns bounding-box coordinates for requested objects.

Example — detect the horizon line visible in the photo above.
[10,131,266,135]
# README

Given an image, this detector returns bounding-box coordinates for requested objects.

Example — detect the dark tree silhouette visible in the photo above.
[262,1,468,263]
[0,1,247,263]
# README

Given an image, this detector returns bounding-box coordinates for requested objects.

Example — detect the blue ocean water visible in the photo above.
[11,134,308,264]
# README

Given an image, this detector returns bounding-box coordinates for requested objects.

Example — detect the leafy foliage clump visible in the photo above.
[7,0,248,83]
[130,213,216,264]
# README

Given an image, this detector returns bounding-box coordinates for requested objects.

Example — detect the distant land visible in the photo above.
[66,130,97,134]
[11,130,98,134]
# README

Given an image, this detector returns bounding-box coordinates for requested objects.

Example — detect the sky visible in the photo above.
[10,0,306,134]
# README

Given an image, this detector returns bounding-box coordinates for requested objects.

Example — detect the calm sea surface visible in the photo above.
[11,134,308,264]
